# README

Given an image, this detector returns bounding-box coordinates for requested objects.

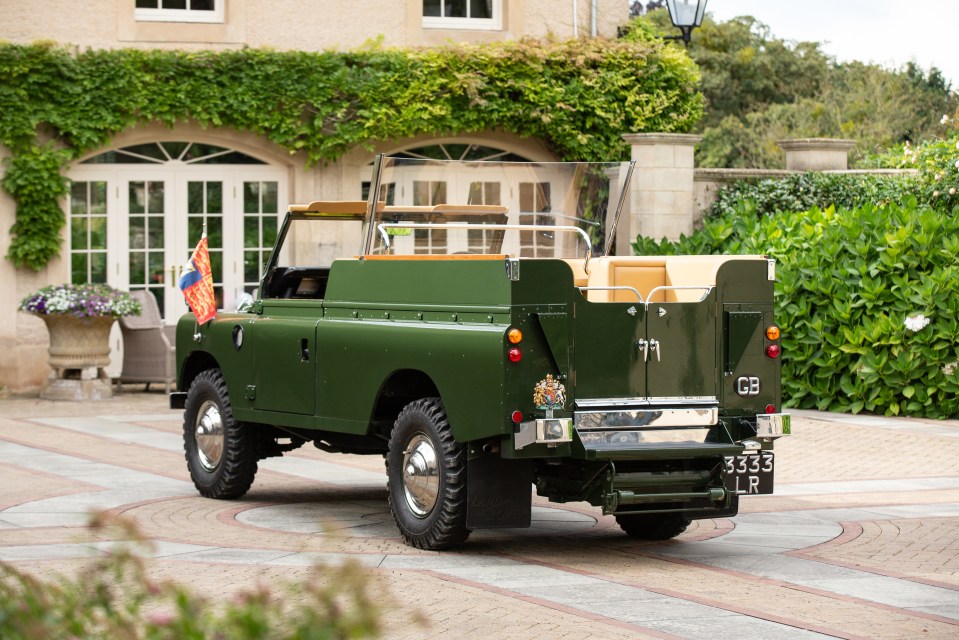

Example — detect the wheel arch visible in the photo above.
[369,369,440,439]
[179,351,221,393]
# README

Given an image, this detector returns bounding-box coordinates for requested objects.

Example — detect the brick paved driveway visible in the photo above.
[1,392,958,638]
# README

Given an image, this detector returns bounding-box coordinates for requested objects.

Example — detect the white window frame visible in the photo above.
[423,0,502,31]
[135,0,225,24]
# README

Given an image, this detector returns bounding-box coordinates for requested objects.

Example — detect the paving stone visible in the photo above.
[3,395,959,639]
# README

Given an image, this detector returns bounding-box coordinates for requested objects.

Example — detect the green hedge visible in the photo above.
[633,200,959,419]
[0,39,703,270]
[708,171,922,219]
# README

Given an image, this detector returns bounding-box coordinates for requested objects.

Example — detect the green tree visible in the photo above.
[623,9,959,168]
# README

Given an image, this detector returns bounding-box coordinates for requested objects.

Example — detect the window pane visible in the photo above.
[486,182,501,204]
[519,183,533,211]
[71,254,87,284]
[160,141,189,159]
[244,250,260,282]
[89,217,107,249]
[188,181,203,214]
[468,182,482,204]
[136,0,159,7]
[244,182,260,214]
[209,252,223,281]
[162,0,187,9]
[90,253,107,282]
[70,182,88,214]
[263,219,277,247]
[413,181,430,206]
[122,143,166,161]
[432,182,447,204]
[447,0,466,17]
[148,181,164,213]
[130,253,145,284]
[91,181,107,214]
[538,183,551,212]
[129,182,146,214]
[423,0,441,17]
[207,181,222,213]
[262,182,277,213]
[191,0,214,10]
[130,217,145,249]
[148,252,165,285]
[207,217,223,248]
[244,216,259,247]
[471,0,492,19]
[71,217,88,250]
[188,217,203,247]
[147,217,164,248]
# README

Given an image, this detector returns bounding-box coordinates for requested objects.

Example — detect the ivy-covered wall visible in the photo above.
[0,38,703,271]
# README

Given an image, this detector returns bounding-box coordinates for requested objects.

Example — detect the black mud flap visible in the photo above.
[466,455,533,529]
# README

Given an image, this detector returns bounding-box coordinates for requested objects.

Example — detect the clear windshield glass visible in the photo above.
[364,157,634,259]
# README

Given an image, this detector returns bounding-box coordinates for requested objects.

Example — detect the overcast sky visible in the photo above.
[704,1,959,89]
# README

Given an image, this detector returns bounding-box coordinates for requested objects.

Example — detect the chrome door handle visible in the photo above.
[636,338,648,362]
[648,339,660,362]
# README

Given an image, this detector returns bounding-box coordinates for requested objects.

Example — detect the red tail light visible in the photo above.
[508,348,522,363]
[766,344,781,359]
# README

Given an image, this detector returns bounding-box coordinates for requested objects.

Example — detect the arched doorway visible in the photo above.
[68,141,288,321]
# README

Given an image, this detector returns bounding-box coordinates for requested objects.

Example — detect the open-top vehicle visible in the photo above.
[171,155,790,549]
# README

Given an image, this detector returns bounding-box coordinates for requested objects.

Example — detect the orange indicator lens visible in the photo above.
[766,326,781,341]
[507,328,523,344]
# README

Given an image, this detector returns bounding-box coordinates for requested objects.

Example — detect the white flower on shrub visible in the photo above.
[904,314,931,332]
[942,114,951,124]
[933,190,939,197]
[943,362,958,376]
[952,188,958,196]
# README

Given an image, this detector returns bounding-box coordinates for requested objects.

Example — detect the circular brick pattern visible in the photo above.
[236,501,598,538]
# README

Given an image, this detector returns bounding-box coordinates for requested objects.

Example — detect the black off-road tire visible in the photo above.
[183,368,258,499]
[615,512,691,540]
[386,397,470,550]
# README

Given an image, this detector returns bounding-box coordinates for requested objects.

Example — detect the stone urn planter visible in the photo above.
[19,284,142,401]
[40,314,116,400]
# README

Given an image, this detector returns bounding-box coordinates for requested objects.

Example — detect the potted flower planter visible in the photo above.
[19,284,141,401]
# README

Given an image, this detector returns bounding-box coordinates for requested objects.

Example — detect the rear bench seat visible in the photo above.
[580,255,764,303]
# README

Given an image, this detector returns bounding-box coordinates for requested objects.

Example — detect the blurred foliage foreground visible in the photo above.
[0,513,395,640]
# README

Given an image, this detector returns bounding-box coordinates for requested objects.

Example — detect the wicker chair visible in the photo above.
[117,290,175,392]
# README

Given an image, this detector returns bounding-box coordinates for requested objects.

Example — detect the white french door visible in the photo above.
[69,165,286,322]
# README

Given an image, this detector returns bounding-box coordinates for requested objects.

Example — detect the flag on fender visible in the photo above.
[178,235,216,325]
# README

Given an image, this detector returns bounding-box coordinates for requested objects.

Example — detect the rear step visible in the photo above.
[599,458,734,515]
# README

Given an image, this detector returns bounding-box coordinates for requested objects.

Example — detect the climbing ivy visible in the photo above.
[0,38,702,270]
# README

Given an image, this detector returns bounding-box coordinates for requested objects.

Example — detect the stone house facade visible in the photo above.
[0,0,628,391]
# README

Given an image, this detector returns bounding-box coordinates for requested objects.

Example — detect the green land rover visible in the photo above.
[171,155,790,550]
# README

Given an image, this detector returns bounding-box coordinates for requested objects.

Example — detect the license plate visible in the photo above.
[724,451,774,495]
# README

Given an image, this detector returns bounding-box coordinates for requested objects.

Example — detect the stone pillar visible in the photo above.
[777,138,855,171]
[622,133,701,247]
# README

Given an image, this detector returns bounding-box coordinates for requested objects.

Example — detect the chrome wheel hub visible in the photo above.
[402,434,439,518]
[195,400,224,472]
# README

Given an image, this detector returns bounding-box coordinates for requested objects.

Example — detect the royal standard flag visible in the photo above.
[178,234,216,325]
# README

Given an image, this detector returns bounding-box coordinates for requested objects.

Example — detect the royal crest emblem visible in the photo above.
[533,374,566,410]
